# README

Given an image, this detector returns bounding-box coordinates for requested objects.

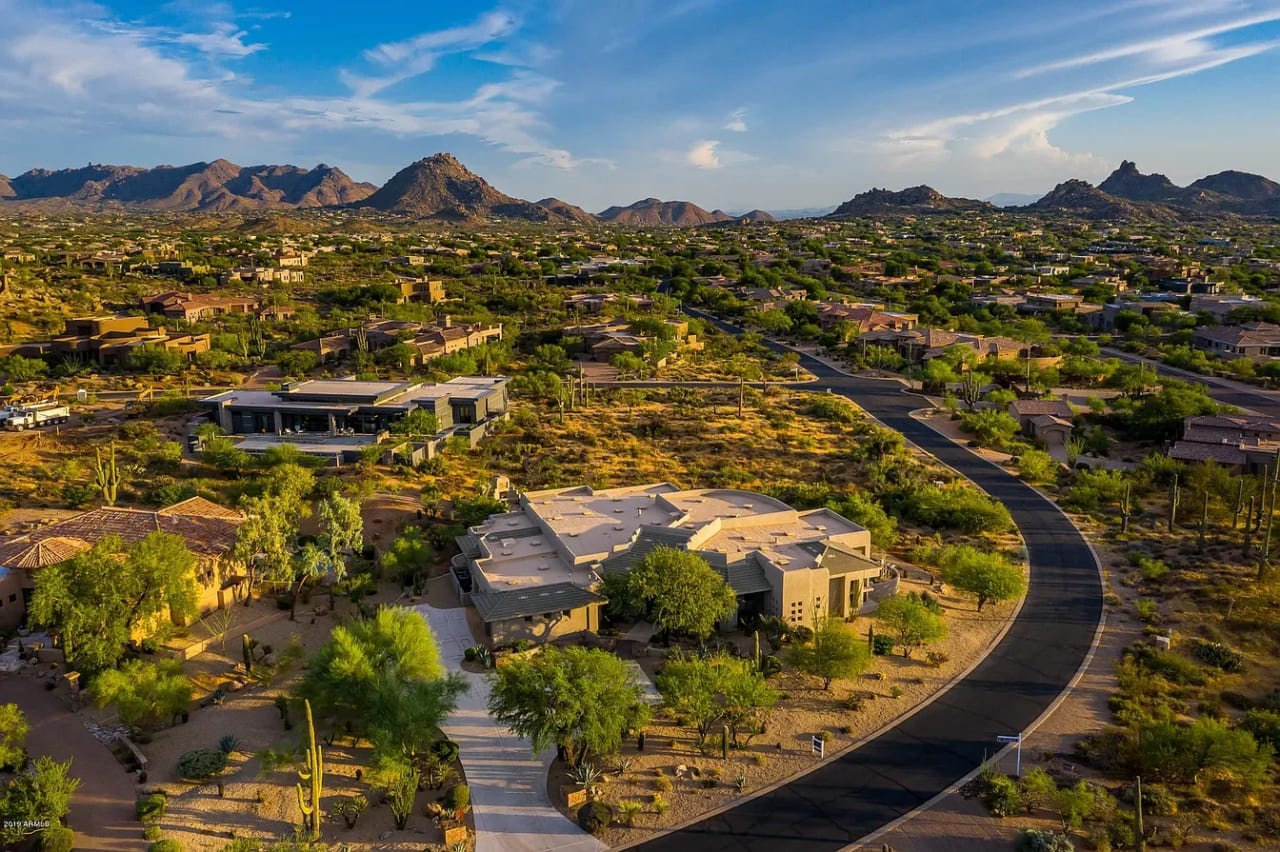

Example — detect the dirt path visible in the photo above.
[0,675,143,851]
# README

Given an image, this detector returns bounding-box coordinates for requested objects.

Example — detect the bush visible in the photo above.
[136,791,167,822]
[40,827,75,852]
[148,841,184,852]
[981,773,1022,817]
[463,646,478,662]
[1193,641,1244,673]
[144,825,163,841]
[1014,828,1074,852]
[442,783,470,812]
[577,800,613,835]
[217,735,238,755]
[871,635,894,656]
[431,739,460,765]
[760,655,783,677]
[177,748,227,780]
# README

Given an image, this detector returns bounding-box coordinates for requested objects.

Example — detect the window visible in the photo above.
[562,610,571,617]
[524,616,533,622]
[6,594,13,603]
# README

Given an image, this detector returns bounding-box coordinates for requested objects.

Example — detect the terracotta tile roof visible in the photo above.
[1168,441,1247,465]
[0,499,244,565]
[1011,400,1074,418]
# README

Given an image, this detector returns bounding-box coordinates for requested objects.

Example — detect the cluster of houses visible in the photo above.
[291,316,502,366]
[0,315,212,367]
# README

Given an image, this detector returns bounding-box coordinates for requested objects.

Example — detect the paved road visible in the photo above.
[1101,347,1280,416]
[630,311,1103,852]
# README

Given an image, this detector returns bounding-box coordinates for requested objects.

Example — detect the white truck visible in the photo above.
[3,402,71,431]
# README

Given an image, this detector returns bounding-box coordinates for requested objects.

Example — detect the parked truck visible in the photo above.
[3,402,71,431]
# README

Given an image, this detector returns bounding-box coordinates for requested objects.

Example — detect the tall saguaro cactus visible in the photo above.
[296,699,323,841]
[1120,482,1132,534]
[94,441,120,506]
[1168,474,1180,531]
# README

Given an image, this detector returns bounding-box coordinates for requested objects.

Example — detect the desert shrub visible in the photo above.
[1013,828,1074,852]
[1018,767,1059,812]
[900,483,1012,534]
[217,735,238,755]
[1134,647,1205,686]
[1193,641,1244,673]
[1243,709,1280,751]
[616,799,644,827]
[1138,557,1169,582]
[654,774,673,793]
[431,739,461,765]
[925,651,950,667]
[40,827,75,852]
[981,773,1022,817]
[760,655,783,677]
[148,841,184,852]
[177,748,227,780]
[871,635,894,656]
[220,840,263,852]
[1136,719,1272,785]
[136,791,167,822]
[442,783,470,812]
[577,800,613,835]
[463,646,478,662]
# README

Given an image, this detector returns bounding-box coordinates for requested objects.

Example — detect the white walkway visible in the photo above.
[415,604,606,852]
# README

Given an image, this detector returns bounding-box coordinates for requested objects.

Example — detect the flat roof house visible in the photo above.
[199,376,509,464]
[453,483,883,646]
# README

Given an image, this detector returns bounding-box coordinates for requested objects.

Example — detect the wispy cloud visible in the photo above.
[724,107,747,132]
[1015,8,1280,76]
[343,10,519,97]
[172,22,267,58]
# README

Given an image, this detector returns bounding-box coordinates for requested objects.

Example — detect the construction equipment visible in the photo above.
[125,386,154,418]
[3,401,71,431]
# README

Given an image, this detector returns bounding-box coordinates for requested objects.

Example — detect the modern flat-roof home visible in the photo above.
[452,483,885,645]
[0,497,244,631]
[199,376,509,465]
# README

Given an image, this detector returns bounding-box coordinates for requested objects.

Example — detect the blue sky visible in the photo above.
[1,0,1279,211]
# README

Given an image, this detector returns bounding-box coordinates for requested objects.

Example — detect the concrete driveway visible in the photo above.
[415,603,605,852]
[0,675,142,851]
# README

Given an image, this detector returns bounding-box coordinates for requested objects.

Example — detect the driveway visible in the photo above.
[0,676,142,851]
[625,310,1104,852]
[414,604,605,852]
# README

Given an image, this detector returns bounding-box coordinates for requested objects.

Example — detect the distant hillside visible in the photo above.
[535,197,596,223]
[0,160,375,211]
[1019,179,1181,223]
[769,206,837,220]
[827,185,992,218]
[0,175,12,199]
[355,153,564,222]
[1190,170,1280,203]
[596,198,732,227]
[986,193,1041,208]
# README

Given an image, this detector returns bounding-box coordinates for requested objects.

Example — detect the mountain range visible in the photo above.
[2,152,1278,224]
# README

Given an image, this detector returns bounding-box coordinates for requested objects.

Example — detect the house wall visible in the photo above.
[485,603,599,646]
[0,572,25,632]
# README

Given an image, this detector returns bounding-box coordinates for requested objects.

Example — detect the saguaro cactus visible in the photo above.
[242,633,253,674]
[296,699,323,841]
[1168,474,1180,531]
[1198,492,1209,554]
[94,441,120,506]
[1233,479,1245,529]
[1120,482,1132,534]
[753,630,761,672]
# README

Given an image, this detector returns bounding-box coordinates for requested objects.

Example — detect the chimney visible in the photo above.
[443,315,452,328]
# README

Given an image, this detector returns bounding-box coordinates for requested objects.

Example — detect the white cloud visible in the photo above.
[173,23,266,58]
[1015,9,1280,76]
[687,139,720,169]
[344,10,519,96]
[724,107,747,132]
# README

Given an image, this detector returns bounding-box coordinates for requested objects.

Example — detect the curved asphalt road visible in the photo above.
[631,310,1103,852]
[1101,347,1280,416]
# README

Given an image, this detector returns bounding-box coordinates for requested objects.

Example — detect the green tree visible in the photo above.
[390,408,439,438]
[656,655,778,746]
[31,532,199,673]
[1136,719,1272,785]
[959,408,1021,448]
[1017,449,1057,484]
[0,355,48,383]
[299,607,465,763]
[939,546,1027,611]
[379,527,434,586]
[874,594,946,658]
[610,352,647,379]
[0,756,80,844]
[90,659,191,731]
[488,646,650,766]
[626,547,738,640]
[825,492,897,548]
[317,493,363,584]
[786,616,870,689]
[276,350,319,378]
[0,705,28,771]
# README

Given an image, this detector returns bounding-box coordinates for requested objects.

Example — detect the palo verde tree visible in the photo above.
[90,659,192,732]
[488,646,650,767]
[0,705,28,772]
[298,606,466,765]
[0,756,79,847]
[656,654,778,747]
[786,616,871,690]
[938,545,1028,612]
[874,593,946,658]
[233,463,315,603]
[625,547,739,640]
[31,532,199,674]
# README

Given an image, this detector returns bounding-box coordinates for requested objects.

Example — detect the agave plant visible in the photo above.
[566,762,603,796]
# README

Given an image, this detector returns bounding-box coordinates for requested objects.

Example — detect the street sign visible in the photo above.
[811,735,824,758]
[996,733,1024,776]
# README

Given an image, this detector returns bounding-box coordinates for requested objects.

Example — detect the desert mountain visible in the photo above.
[535,197,596,223]
[596,198,732,227]
[0,175,12,199]
[1019,179,1181,223]
[1190,170,1280,203]
[738,209,777,222]
[1097,160,1188,203]
[827,185,992,218]
[1,160,375,211]
[355,153,564,222]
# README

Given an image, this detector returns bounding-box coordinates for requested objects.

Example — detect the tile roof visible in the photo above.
[1011,400,1074,418]
[0,536,91,569]
[470,582,604,623]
